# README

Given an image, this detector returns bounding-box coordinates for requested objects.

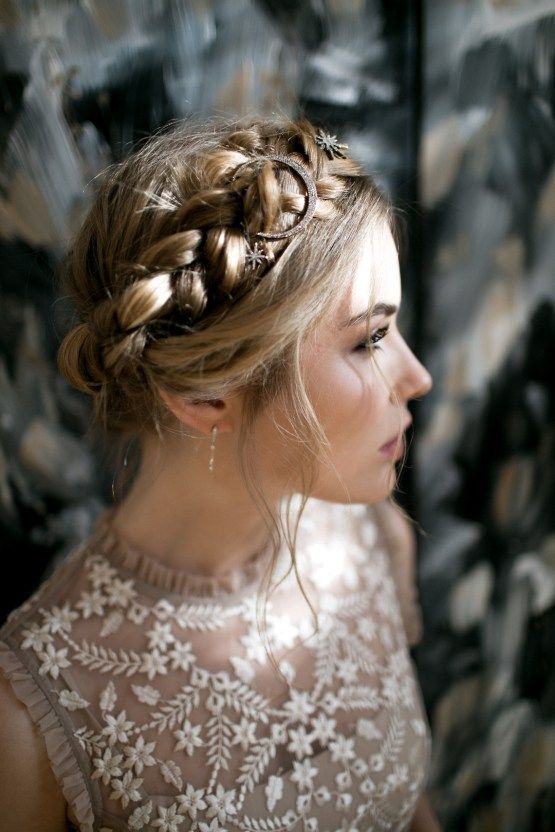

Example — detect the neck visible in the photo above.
[111,433,281,579]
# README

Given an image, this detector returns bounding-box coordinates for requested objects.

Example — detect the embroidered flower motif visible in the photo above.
[206,691,225,714]
[139,648,169,680]
[176,784,207,820]
[40,603,79,634]
[104,577,137,608]
[152,803,186,831]
[91,747,124,786]
[314,785,331,805]
[296,793,311,813]
[336,658,358,685]
[21,622,53,651]
[369,752,385,772]
[283,689,315,724]
[88,559,118,588]
[329,735,356,765]
[109,769,143,808]
[231,717,257,750]
[287,726,313,759]
[291,758,319,791]
[310,713,336,745]
[352,757,368,777]
[37,644,70,678]
[205,784,237,822]
[265,775,283,812]
[173,720,203,755]
[168,640,194,671]
[102,709,135,747]
[7,497,432,831]
[153,599,176,621]
[321,691,340,715]
[336,770,352,790]
[191,666,210,688]
[123,735,157,774]
[271,723,287,744]
[359,777,376,796]
[335,791,353,811]
[127,602,149,625]
[76,589,106,618]
[147,622,175,651]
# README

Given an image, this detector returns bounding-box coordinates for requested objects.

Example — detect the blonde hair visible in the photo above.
[57,114,405,663]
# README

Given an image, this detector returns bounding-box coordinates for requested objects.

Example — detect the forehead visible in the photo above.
[342,223,401,320]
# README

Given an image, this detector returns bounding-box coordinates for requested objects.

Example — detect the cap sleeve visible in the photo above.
[368,501,424,647]
[0,640,95,832]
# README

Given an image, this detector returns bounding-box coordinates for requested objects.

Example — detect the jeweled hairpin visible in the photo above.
[245,240,270,269]
[315,128,349,159]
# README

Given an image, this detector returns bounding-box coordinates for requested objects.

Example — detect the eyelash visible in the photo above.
[356,325,390,353]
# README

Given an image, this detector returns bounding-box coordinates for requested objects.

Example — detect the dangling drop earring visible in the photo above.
[208,425,218,472]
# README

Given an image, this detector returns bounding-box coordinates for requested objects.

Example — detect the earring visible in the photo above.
[208,425,218,472]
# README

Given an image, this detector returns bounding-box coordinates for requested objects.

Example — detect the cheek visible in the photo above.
[307,352,383,439]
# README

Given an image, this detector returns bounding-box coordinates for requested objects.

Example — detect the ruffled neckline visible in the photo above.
[86,506,276,600]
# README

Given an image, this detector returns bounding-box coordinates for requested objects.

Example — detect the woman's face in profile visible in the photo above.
[261,222,433,506]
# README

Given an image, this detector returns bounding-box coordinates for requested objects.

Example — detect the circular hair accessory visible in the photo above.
[232,153,318,241]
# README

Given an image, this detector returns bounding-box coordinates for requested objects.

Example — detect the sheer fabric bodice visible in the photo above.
[0,497,432,832]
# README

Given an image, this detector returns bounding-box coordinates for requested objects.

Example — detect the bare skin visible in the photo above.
[111,223,433,576]
[0,222,440,830]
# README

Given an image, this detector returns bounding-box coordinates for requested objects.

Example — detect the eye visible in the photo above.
[355,325,390,353]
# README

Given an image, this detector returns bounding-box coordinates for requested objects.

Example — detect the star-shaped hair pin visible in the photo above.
[245,240,271,270]
[315,128,349,159]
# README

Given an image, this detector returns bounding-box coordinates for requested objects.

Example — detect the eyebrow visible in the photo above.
[341,302,398,329]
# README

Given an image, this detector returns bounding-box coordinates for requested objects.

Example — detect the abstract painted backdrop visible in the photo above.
[0,2,554,830]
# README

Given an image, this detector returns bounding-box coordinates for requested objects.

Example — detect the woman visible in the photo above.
[0,116,440,831]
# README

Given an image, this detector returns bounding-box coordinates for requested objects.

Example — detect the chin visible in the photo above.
[308,468,396,506]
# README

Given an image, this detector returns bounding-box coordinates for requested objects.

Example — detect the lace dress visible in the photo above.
[0,497,432,832]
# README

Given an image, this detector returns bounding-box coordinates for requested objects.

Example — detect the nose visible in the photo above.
[391,343,433,403]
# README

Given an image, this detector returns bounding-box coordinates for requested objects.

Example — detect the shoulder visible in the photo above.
[0,668,68,831]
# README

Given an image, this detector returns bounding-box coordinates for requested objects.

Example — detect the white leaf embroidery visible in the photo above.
[100,610,124,637]
[58,689,90,711]
[160,759,183,790]
[132,683,162,706]
[230,655,255,684]
[99,680,117,712]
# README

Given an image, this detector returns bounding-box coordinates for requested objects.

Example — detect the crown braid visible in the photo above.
[58,116,392,431]
[88,124,361,375]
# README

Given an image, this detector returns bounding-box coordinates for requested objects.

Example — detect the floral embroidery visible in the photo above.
[3,499,432,831]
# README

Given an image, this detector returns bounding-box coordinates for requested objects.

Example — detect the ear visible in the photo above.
[157,388,242,436]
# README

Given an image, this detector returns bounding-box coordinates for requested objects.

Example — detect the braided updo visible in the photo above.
[58,116,395,456]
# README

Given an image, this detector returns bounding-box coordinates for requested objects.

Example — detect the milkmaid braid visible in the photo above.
[58,116,394,437]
